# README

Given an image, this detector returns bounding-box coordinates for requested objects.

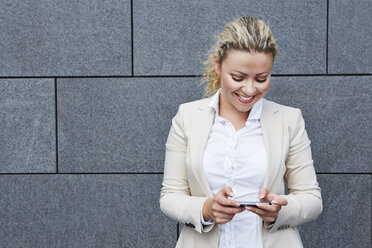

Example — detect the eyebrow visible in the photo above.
[231,70,269,76]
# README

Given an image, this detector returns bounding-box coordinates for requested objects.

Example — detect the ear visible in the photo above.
[214,55,221,75]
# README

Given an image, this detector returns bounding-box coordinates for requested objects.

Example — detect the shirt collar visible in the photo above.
[209,88,222,115]
[209,88,263,122]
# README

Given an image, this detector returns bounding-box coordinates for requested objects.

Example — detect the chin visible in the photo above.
[233,105,252,113]
[240,107,253,113]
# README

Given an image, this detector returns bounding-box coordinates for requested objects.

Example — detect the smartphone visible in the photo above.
[238,201,271,207]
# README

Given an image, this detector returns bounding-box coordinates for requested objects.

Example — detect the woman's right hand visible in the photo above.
[202,186,244,224]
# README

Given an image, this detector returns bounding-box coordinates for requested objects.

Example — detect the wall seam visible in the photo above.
[131,0,134,76]
[0,172,164,175]
[326,0,329,74]
[1,172,371,176]
[0,74,371,79]
[54,78,59,173]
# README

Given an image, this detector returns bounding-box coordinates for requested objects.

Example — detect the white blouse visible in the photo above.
[202,89,267,248]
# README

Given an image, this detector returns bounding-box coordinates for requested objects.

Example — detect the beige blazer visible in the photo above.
[160,97,322,248]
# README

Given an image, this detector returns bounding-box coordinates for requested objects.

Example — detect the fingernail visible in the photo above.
[229,192,234,197]
[272,200,279,205]
[259,194,265,199]
[256,203,263,207]
[235,202,240,207]
[246,207,252,211]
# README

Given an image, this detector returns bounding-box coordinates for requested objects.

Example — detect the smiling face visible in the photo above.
[215,49,273,119]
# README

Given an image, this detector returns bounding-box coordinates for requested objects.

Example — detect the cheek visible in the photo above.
[221,75,235,91]
[259,81,271,93]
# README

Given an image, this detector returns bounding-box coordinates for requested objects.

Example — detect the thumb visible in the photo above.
[259,188,269,201]
[222,186,234,198]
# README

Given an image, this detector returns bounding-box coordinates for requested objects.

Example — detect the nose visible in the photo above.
[242,80,256,96]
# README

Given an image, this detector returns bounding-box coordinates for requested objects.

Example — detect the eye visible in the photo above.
[256,78,267,83]
[231,75,243,82]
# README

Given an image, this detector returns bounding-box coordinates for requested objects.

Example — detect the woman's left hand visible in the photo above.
[246,188,288,223]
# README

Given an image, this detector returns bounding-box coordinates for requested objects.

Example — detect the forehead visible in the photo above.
[221,49,273,72]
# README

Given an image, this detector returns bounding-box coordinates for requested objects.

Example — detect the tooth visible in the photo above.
[240,95,252,100]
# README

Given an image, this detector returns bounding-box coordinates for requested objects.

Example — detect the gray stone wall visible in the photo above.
[0,1,370,247]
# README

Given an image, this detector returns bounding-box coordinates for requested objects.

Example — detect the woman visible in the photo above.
[160,16,322,248]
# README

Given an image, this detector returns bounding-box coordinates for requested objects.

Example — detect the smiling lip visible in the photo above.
[236,93,256,104]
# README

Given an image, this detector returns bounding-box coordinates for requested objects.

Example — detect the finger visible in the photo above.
[215,193,240,207]
[260,189,278,203]
[255,203,281,212]
[222,206,244,214]
[259,189,288,206]
[218,197,241,207]
[259,188,269,200]
[221,186,234,198]
[213,204,244,214]
[247,206,278,218]
[213,211,235,219]
[271,197,288,206]
[211,210,239,224]
[247,206,279,223]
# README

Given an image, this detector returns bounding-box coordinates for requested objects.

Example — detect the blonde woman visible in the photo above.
[160,16,322,248]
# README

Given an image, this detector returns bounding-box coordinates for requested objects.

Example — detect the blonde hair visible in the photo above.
[202,16,278,96]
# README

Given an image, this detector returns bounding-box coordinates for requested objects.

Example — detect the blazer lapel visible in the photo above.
[189,98,215,198]
[260,99,283,190]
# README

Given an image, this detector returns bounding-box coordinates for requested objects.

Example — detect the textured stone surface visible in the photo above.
[0,79,55,172]
[57,77,204,172]
[266,76,372,173]
[0,0,131,76]
[0,174,177,247]
[329,0,372,73]
[134,0,326,75]
[0,2,370,248]
[299,174,371,248]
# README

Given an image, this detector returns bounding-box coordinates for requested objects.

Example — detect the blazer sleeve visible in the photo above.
[159,104,214,234]
[268,108,323,232]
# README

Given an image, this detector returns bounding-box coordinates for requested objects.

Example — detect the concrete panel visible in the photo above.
[134,0,326,75]
[299,174,371,248]
[0,79,55,172]
[266,76,372,173]
[0,174,177,247]
[0,0,131,76]
[329,0,372,73]
[57,77,204,172]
